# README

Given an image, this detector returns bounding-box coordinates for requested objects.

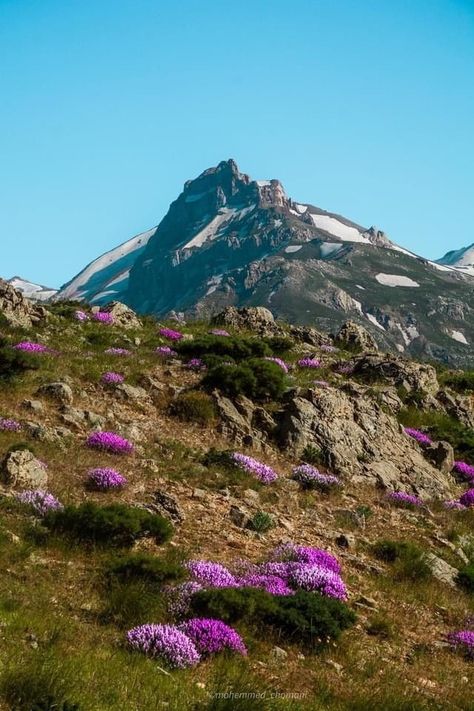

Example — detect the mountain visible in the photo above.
[8,276,57,302]
[56,159,474,366]
[437,243,474,277]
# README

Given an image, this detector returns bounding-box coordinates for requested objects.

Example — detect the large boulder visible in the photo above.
[97,301,142,330]
[1,449,48,489]
[352,353,439,394]
[276,387,453,498]
[0,279,48,328]
[335,320,378,352]
[211,306,277,335]
[37,382,74,405]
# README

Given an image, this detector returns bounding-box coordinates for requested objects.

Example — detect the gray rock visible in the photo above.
[37,382,73,405]
[1,449,48,489]
[113,383,150,403]
[270,646,288,661]
[424,441,454,473]
[98,301,142,329]
[0,279,48,328]
[425,553,458,588]
[229,504,252,529]
[21,399,43,413]
[211,306,277,335]
[352,353,439,394]
[335,320,378,352]
[151,489,184,523]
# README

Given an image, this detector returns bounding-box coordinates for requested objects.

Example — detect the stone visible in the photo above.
[424,441,454,473]
[37,382,73,405]
[100,301,142,329]
[151,489,184,524]
[211,306,277,335]
[334,532,356,549]
[351,353,439,394]
[270,646,288,661]
[0,279,48,328]
[229,504,252,529]
[192,488,206,499]
[113,383,150,403]
[21,399,43,413]
[335,320,378,352]
[425,553,458,588]
[1,449,48,488]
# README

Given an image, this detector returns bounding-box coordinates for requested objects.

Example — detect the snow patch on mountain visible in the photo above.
[375,273,420,287]
[8,277,57,302]
[309,214,369,243]
[449,330,469,345]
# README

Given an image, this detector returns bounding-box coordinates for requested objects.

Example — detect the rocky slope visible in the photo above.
[8,276,57,302]
[55,160,474,368]
[438,243,474,277]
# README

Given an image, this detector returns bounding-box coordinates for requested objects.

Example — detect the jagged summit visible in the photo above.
[55,160,474,366]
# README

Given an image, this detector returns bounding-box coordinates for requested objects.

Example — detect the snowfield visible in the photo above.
[375,273,420,287]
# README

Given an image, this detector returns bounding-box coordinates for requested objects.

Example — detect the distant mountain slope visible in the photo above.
[437,243,474,277]
[56,159,474,366]
[8,277,57,302]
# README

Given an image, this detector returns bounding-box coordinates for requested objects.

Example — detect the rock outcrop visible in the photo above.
[352,353,440,394]
[1,449,48,489]
[0,279,48,328]
[335,321,378,352]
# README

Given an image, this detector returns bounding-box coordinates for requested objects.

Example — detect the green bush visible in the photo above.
[203,358,286,402]
[250,511,274,533]
[456,562,474,593]
[440,370,474,394]
[176,335,271,361]
[372,540,431,581]
[170,391,216,424]
[46,300,84,320]
[366,614,393,639]
[0,337,39,383]
[104,551,185,586]
[262,335,294,354]
[43,502,173,547]
[189,587,355,649]
[100,579,167,628]
[301,445,324,466]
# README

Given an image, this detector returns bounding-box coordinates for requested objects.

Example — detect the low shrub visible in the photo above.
[176,335,271,361]
[0,336,39,383]
[105,552,185,587]
[170,391,216,424]
[456,562,474,594]
[440,370,474,394]
[202,358,286,402]
[43,502,172,547]
[262,335,294,354]
[100,580,167,628]
[189,587,355,649]
[372,540,431,581]
[250,511,274,533]
[366,614,393,639]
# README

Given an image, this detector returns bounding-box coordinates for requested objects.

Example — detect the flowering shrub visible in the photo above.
[75,310,89,321]
[13,341,49,353]
[127,624,200,668]
[459,488,474,507]
[87,467,128,490]
[93,311,114,324]
[155,346,178,358]
[231,452,278,484]
[443,500,467,511]
[336,362,354,375]
[236,572,293,596]
[0,417,21,431]
[179,618,247,656]
[104,347,131,356]
[447,630,474,659]
[385,491,424,509]
[166,581,204,616]
[86,431,133,454]
[403,427,433,446]
[159,327,184,341]
[289,564,347,600]
[292,464,340,491]
[186,560,237,588]
[270,543,341,574]
[15,490,63,516]
[101,371,124,385]
[263,356,288,373]
[208,329,230,337]
[297,357,321,368]
[185,358,205,370]
[453,461,474,481]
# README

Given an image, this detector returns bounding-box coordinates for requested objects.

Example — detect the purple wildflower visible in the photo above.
[289,563,347,600]
[15,490,63,516]
[93,311,114,325]
[386,491,424,508]
[86,431,133,454]
[443,500,467,511]
[403,427,433,446]
[74,310,89,322]
[459,489,474,507]
[231,452,278,484]
[13,341,49,353]
[155,346,178,358]
[297,357,321,369]
[453,461,474,481]
[209,329,230,337]
[0,418,21,432]
[237,573,293,596]
[270,543,341,574]
[165,581,204,616]
[101,371,124,385]
[447,630,474,659]
[264,357,288,373]
[179,618,247,657]
[186,358,205,370]
[104,347,131,356]
[292,464,340,490]
[127,624,200,668]
[320,344,337,353]
[87,467,127,490]
[159,327,184,342]
[336,362,355,375]
[186,560,237,588]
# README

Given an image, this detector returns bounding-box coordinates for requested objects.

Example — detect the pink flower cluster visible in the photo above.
[93,311,114,324]
[159,327,184,341]
[74,310,89,322]
[453,461,474,481]
[15,490,63,516]
[13,341,49,353]
[209,329,230,337]
[179,618,247,657]
[86,431,133,454]
[292,464,340,490]
[104,347,131,356]
[459,488,474,507]
[447,630,474,659]
[87,467,128,490]
[403,427,433,446]
[155,346,178,358]
[186,358,205,370]
[320,344,337,353]
[264,357,289,373]
[0,417,21,432]
[297,357,321,369]
[231,452,278,484]
[386,491,424,508]
[101,371,124,384]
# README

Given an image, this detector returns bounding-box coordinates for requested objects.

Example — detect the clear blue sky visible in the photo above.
[1,0,473,287]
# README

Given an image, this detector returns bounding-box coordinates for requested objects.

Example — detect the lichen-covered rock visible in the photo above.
[424,441,455,473]
[1,449,48,489]
[98,301,142,329]
[352,353,439,394]
[0,279,48,328]
[276,387,452,498]
[335,320,378,352]
[37,382,74,405]
[211,306,277,335]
